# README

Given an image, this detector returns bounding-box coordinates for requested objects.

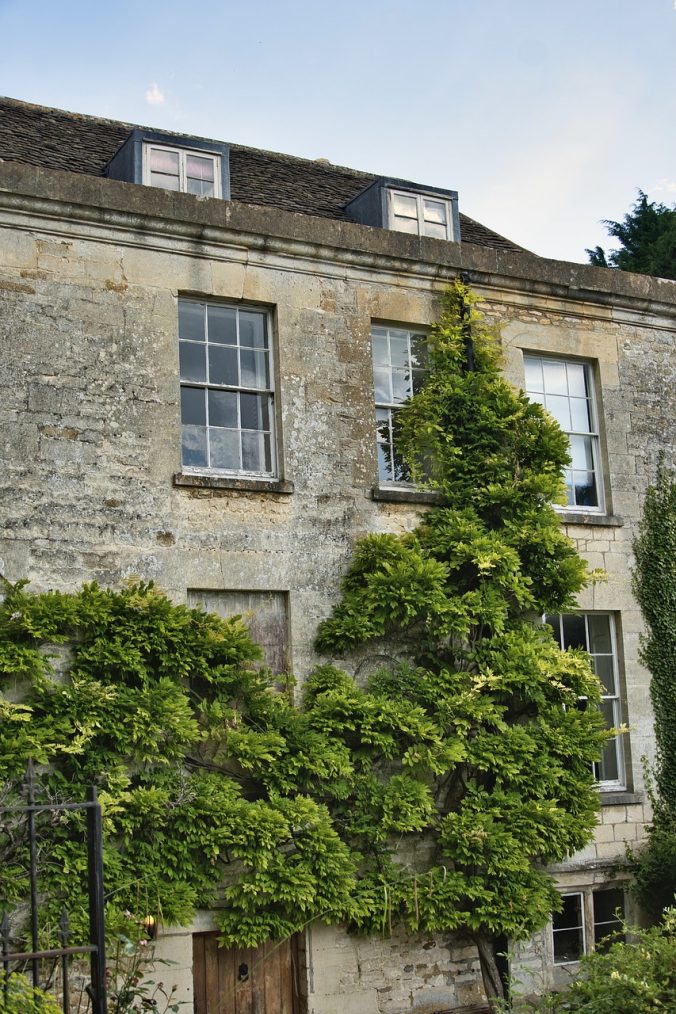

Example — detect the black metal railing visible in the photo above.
[0,759,107,1013]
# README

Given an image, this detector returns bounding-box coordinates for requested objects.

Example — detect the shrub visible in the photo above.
[516,910,676,1012]
[0,974,61,1014]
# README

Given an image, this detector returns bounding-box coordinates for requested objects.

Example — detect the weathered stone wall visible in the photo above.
[1,161,675,1011]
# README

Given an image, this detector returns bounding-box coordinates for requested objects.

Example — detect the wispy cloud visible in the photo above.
[650,177,676,197]
[145,83,165,106]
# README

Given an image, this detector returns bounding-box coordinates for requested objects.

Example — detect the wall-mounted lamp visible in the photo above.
[142,914,158,940]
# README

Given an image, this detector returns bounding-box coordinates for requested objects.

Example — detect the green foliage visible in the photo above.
[314,283,610,995]
[630,461,676,918]
[629,806,676,922]
[632,462,676,812]
[516,910,676,1012]
[0,580,359,946]
[587,190,676,280]
[0,974,61,1014]
[0,285,612,1002]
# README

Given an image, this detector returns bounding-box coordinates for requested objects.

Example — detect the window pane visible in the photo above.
[570,434,595,470]
[423,199,447,224]
[543,360,568,395]
[596,740,620,783]
[242,430,266,472]
[187,177,215,197]
[207,305,237,345]
[179,341,207,383]
[587,615,612,656]
[150,148,180,174]
[570,397,593,432]
[423,221,447,239]
[240,393,269,431]
[392,445,410,483]
[372,333,389,367]
[599,698,619,731]
[181,386,206,426]
[378,442,394,482]
[593,889,624,926]
[179,301,205,341]
[374,367,392,404]
[208,389,238,429]
[239,311,267,349]
[150,172,180,191]
[208,345,239,386]
[240,349,269,390]
[389,334,409,366]
[209,427,240,470]
[393,215,419,234]
[562,614,587,650]
[564,469,576,505]
[572,471,598,507]
[186,154,215,181]
[392,193,418,217]
[182,424,208,467]
[391,368,411,403]
[545,394,572,430]
[524,357,544,392]
[409,333,427,368]
[566,362,588,398]
[412,368,426,395]
[553,928,584,963]
[592,655,616,695]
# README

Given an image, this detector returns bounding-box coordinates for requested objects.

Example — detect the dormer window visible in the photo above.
[143,144,221,197]
[389,189,453,240]
[345,177,459,242]
[106,129,230,200]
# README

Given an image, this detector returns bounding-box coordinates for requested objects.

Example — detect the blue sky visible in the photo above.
[1,0,674,263]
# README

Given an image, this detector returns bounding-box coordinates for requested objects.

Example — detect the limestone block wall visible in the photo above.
[1,161,675,1012]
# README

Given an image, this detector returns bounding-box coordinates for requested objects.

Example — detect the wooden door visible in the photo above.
[192,933,299,1014]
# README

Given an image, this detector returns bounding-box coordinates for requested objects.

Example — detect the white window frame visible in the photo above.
[552,892,585,965]
[523,355,604,513]
[387,188,455,240]
[143,142,222,198]
[545,613,625,790]
[178,299,276,478]
[552,887,625,965]
[371,324,428,485]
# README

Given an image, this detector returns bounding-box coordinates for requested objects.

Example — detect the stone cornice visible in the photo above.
[1,159,676,320]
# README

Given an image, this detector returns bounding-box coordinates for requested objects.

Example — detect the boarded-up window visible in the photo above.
[188,590,289,673]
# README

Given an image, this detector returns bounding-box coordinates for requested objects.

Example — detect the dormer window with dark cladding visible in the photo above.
[106,128,230,199]
[143,143,221,197]
[345,177,460,242]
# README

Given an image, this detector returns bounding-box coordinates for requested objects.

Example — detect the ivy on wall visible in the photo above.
[313,283,610,1004]
[631,460,676,918]
[0,580,358,942]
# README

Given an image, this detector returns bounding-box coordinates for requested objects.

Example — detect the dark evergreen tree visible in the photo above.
[587,191,676,280]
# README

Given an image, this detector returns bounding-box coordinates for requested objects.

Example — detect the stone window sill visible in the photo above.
[600,791,643,807]
[174,472,294,494]
[371,485,441,505]
[557,511,624,527]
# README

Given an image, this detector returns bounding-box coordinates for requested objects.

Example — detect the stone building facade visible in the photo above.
[0,98,675,1012]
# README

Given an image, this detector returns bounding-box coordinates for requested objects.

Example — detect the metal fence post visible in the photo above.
[86,786,107,1014]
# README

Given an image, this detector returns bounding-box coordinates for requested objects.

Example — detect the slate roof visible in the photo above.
[0,96,525,252]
